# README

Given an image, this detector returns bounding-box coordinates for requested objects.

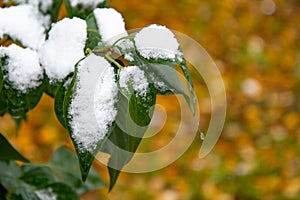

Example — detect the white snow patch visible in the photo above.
[134,24,180,60]
[153,79,168,92]
[124,53,134,62]
[69,54,118,152]
[94,66,118,142]
[117,39,134,51]
[69,0,105,8]
[93,8,127,45]
[30,0,53,12]
[40,17,87,82]
[0,44,43,93]
[4,0,53,12]
[119,66,149,97]
[0,4,48,49]
[35,188,57,200]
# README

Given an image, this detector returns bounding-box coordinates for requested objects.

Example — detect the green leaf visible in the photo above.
[64,0,108,19]
[0,56,45,116]
[54,76,73,128]
[54,84,66,127]
[85,12,102,51]
[48,147,79,173]
[0,66,3,94]
[8,183,79,200]
[63,55,115,182]
[8,188,39,200]
[143,63,186,95]
[0,161,22,181]
[0,93,7,116]
[142,62,194,115]
[121,31,197,115]
[0,133,29,162]
[177,59,197,115]
[0,161,79,200]
[44,75,62,98]
[20,166,57,188]
[62,59,94,182]
[47,147,105,195]
[3,83,44,117]
[128,85,156,127]
[106,88,156,191]
[37,183,79,200]
[0,161,28,192]
[107,124,135,191]
[0,184,7,200]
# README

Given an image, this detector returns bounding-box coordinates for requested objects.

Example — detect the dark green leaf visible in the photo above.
[0,184,7,200]
[62,60,93,182]
[54,84,66,127]
[85,12,102,51]
[178,59,197,115]
[47,146,105,195]
[0,133,29,162]
[106,88,156,191]
[0,161,24,190]
[0,42,44,117]
[20,166,57,188]
[142,62,194,115]
[0,66,3,94]
[8,183,79,200]
[121,33,197,115]
[63,56,113,182]
[44,75,62,98]
[0,92,7,116]
[107,124,135,191]
[38,183,79,200]
[0,161,22,179]
[48,147,79,173]
[0,59,6,115]
[0,56,45,116]
[0,160,80,199]
[128,85,156,128]
[64,0,108,19]
[54,76,73,128]
[144,63,185,94]
[3,82,44,117]
[8,188,39,200]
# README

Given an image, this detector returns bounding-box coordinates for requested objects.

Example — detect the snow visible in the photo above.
[0,44,43,93]
[117,39,134,51]
[134,24,180,60]
[93,8,127,45]
[0,4,48,49]
[69,0,105,8]
[40,17,87,82]
[94,65,118,142]
[119,66,149,97]
[4,0,53,12]
[124,53,134,62]
[35,188,57,200]
[68,54,118,152]
[31,0,53,12]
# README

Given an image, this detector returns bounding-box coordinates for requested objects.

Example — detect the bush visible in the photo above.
[0,0,196,198]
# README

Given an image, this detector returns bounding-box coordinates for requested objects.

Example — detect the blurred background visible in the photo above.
[1,0,300,199]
